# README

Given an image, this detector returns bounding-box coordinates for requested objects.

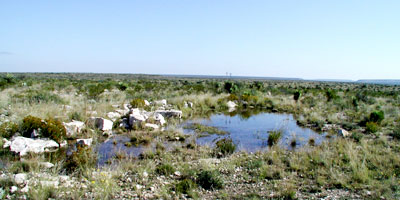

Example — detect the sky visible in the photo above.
[1,1,400,80]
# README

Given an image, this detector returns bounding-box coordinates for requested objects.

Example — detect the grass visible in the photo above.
[268,130,282,146]
[1,73,400,199]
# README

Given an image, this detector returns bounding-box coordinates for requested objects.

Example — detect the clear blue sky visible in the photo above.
[1,1,400,80]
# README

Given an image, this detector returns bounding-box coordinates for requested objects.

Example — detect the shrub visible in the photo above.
[325,89,337,102]
[268,130,282,146]
[130,98,146,108]
[0,122,19,138]
[64,145,96,174]
[155,163,175,176]
[351,132,363,142]
[196,170,223,190]
[69,111,83,121]
[293,91,301,101]
[366,122,379,133]
[175,179,197,195]
[215,138,236,157]
[369,110,384,124]
[21,115,66,143]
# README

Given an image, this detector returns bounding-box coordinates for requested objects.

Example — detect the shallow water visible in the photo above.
[182,112,329,152]
[96,112,330,165]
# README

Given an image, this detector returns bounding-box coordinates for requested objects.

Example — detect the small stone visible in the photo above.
[14,173,27,185]
[21,185,29,193]
[10,186,18,193]
[143,171,148,177]
[136,184,143,190]
[174,171,181,177]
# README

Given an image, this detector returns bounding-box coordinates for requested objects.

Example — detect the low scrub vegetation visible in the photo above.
[0,73,400,199]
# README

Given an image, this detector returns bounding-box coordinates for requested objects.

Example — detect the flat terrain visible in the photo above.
[0,73,400,199]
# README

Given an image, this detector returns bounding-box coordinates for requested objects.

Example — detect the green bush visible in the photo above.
[175,179,197,195]
[64,145,96,174]
[21,115,66,143]
[366,122,379,133]
[155,163,175,176]
[293,91,301,101]
[369,110,384,124]
[268,130,282,146]
[325,89,337,102]
[0,122,19,138]
[196,170,223,190]
[215,138,236,157]
[130,98,146,108]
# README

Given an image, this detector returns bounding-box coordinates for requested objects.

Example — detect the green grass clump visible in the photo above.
[196,170,223,190]
[155,163,175,176]
[366,122,379,133]
[215,138,236,157]
[12,90,64,104]
[268,130,282,146]
[21,115,66,143]
[64,145,97,174]
[175,179,197,195]
[0,122,19,138]
[369,110,384,124]
[130,98,146,108]
[185,123,227,135]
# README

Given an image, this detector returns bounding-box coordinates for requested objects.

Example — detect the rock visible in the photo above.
[338,129,350,137]
[143,171,148,177]
[152,113,166,126]
[86,111,97,116]
[3,138,10,148]
[59,140,68,148]
[88,117,113,132]
[40,180,59,188]
[136,184,143,190]
[226,101,237,109]
[227,101,237,112]
[144,123,159,130]
[144,100,150,106]
[174,171,181,177]
[39,162,54,169]
[188,102,193,108]
[119,118,130,129]
[6,137,59,156]
[14,173,27,185]
[123,104,131,110]
[154,99,167,106]
[63,120,85,137]
[107,112,121,121]
[77,138,93,146]
[10,186,18,193]
[61,105,73,110]
[154,109,182,118]
[111,105,120,108]
[21,185,29,193]
[30,129,40,138]
[115,109,129,116]
[129,109,148,126]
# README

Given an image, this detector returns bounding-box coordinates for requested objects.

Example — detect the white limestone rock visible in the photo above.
[6,137,59,156]
[63,120,85,137]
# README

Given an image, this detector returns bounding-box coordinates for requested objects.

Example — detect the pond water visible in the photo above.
[96,112,330,165]
[182,112,329,152]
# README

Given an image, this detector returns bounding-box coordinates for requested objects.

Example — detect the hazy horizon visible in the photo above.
[1,1,400,80]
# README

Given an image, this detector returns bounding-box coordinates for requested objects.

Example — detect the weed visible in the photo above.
[215,138,236,157]
[268,130,282,146]
[0,122,19,138]
[185,123,227,135]
[175,179,197,195]
[196,170,223,190]
[156,163,175,176]
[21,115,66,143]
[366,122,379,133]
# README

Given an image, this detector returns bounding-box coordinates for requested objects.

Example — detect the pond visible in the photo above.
[182,112,329,152]
[96,111,331,165]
